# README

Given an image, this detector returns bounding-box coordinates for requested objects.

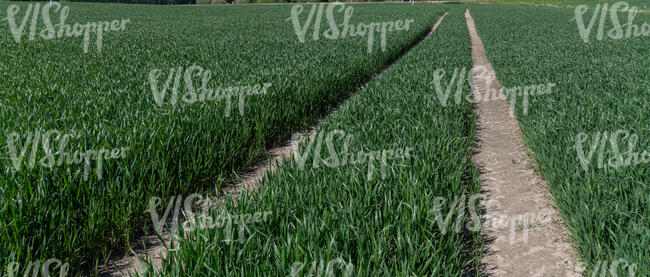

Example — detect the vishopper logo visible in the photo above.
[5,258,69,277]
[431,194,553,245]
[573,1,650,43]
[2,3,130,52]
[573,258,637,277]
[145,193,272,244]
[429,66,555,115]
[431,194,481,235]
[149,65,271,116]
[291,129,414,181]
[288,3,414,53]
[2,129,130,181]
[574,129,650,172]
[288,258,354,277]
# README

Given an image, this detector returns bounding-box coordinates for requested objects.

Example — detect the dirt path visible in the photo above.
[464,9,581,277]
[100,13,448,277]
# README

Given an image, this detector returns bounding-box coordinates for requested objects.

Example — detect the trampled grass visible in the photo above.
[144,9,482,276]
[0,2,447,273]
[471,4,649,275]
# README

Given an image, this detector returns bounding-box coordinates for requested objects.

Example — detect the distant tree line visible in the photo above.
[8,0,398,4]
[68,0,197,3]
[8,0,198,4]
[199,0,395,3]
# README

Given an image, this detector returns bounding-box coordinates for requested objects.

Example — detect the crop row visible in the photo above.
[0,2,446,273]
[141,9,482,276]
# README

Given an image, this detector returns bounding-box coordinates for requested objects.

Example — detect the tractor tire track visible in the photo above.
[464,9,581,277]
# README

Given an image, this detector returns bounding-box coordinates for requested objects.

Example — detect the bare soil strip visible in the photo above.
[100,13,448,277]
[464,9,581,277]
